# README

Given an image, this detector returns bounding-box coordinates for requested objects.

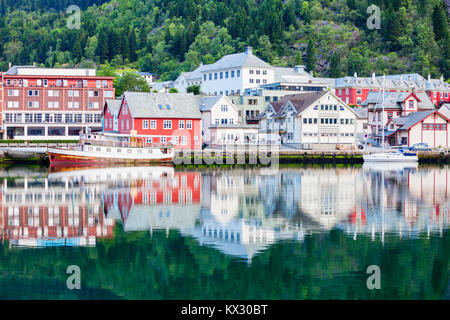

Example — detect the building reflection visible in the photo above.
[1,164,448,260]
[0,166,113,247]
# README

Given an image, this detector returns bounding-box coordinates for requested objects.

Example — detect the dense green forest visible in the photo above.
[0,0,449,81]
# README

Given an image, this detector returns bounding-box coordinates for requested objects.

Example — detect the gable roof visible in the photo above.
[103,99,122,115]
[284,91,328,114]
[199,96,225,111]
[396,111,435,130]
[363,91,434,110]
[439,103,450,119]
[121,92,202,119]
[201,48,271,72]
[353,107,368,119]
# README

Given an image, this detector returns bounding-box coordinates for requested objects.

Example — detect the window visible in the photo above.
[303,118,307,124]
[179,120,185,129]
[96,80,101,88]
[126,119,129,129]
[237,70,240,77]
[186,120,192,129]
[143,120,149,129]
[63,80,68,87]
[105,91,114,98]
[163,120,172,129]
[214,73,218,80]
[221,105,228,112]
[249,79,254,83]
[249,70,254,74]
[203,74,207,81]
[409,100,414,109]
[231,70,235,78]
[209,74,212,80]
[225,71,229,78]
[263,70,267,75]
[48,101,59,108]
[220,72,223,79]
[54,114,62,123]
[85,114,93,123]
[150,120,157,129]
[181,136,187,145]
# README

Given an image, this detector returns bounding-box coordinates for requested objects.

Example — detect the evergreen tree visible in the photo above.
[432,4,449,41]
[329,52,340,78]
[305,38,316,73]
[294,51,303,66]
[96,28,109,63]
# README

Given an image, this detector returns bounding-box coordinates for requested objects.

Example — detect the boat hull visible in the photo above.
[363,153,418,162]
[48,147,173,165]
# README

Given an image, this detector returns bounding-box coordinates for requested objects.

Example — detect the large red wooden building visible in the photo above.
[0,65,114,139]
[335,73,450,107]
[106,92,202,150]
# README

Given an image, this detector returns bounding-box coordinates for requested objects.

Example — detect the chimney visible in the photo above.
[354,72,357,78]
[33,62,36,67]
[372,72,376,81]
[309,71,313,77]
[440,75,444,82]
[8,62,12,70]
[428,74,431,81]
[245,46,253,55]
[400,75,403,82]
[294,65,306,73]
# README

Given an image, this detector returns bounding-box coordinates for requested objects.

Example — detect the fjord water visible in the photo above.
[0,164,448,300]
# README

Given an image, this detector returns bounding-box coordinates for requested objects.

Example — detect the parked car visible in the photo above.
[409,143,432,151]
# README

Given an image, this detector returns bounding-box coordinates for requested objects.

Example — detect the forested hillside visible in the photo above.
[0,0,449,81]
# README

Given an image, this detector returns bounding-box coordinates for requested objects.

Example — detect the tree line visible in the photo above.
[0,0,448,81]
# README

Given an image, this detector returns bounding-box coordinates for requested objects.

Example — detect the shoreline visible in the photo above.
[0,148,448,165]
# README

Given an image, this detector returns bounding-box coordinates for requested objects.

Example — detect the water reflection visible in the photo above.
[1,164,448,261]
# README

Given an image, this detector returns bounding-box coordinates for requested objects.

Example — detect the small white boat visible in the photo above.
[363,149,418,162]
[48,132,174,165]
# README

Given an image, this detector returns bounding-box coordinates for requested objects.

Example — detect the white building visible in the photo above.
[173,64,207,93]
[259,91,359,149]
[198,95,261,147]
[200,47,275,96]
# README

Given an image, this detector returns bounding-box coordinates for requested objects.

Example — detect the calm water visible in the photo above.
[0,164,449,300]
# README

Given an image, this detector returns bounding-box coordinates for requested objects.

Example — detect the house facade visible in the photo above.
[259,91,358,149]
[384,110,449,148]
[115,92,202,150]
[199,95,240,145]
[102,100,121,132]
[363,91,434,138]
[0,65,114,139]
[200,47,275,96]
[335,73,450,107]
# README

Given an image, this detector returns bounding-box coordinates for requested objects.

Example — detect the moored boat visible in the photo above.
[363,149,418,162]
[48,132,174,165]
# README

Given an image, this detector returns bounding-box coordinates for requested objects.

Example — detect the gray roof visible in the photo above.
[104,99,122,115]
[122,92,202,119]
[285,91,328,114]
[396,111,435,130]
[199,96,223,111]
[150,81,174,91]
[354,107,368,119]
[335,73,449,92]
[273,67,312,83]
[439,104,450,119]
[363,91,434,110]
[201,47,271,72]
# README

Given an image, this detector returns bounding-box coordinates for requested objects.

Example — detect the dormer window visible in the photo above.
[409,100,414,109]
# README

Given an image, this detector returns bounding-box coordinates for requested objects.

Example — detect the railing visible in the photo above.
[82,138,173,149]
